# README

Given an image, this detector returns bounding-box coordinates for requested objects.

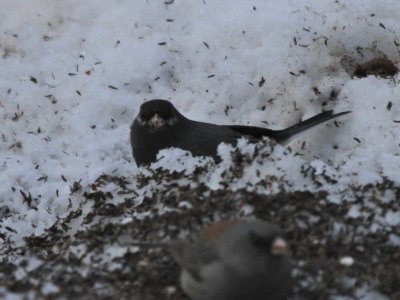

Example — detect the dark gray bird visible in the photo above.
[129,219,292,300]
[130,99,350,166]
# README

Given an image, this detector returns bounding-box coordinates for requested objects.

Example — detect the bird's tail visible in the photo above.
[270,110,351,144]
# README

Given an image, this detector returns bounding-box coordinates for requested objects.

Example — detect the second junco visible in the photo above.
[131,219,292,300]
[130,99,350,166]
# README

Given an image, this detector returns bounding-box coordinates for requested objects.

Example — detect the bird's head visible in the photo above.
[239,221,289,259]
[248,229,288,257]
[135,99,183,130]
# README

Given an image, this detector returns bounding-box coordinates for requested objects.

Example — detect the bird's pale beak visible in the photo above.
[271,237,287,256]
[148,113,165,128]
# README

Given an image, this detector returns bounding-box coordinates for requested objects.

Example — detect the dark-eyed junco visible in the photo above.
[130,99,350,166]
[130,219,292,300]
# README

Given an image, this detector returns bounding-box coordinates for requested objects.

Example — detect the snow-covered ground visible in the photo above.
[0,1,399,299]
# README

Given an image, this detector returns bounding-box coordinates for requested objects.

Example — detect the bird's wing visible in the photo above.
[169,238,219,281]
[224,125,282,141]
[178,121,245,156]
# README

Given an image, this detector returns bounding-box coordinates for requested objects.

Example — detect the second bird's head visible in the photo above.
[135,99,183,130]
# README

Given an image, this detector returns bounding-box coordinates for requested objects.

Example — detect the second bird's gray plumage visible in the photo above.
[168,220,292,300]
[130,99,350,166]
[129,219,293,300]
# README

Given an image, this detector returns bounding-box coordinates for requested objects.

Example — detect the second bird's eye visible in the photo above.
[249,230,273,251]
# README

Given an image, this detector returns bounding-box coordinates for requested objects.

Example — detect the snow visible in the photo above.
[0,0,399,299]
[339,256,354,267]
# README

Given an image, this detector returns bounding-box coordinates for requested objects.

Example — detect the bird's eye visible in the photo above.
[249,231,272,250]
[166,116,178,126]
[249,230,287,256]
[136,114,146,125]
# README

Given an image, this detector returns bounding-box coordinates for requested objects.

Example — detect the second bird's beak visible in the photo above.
[271,237,287,256]
[148,113,166,128]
